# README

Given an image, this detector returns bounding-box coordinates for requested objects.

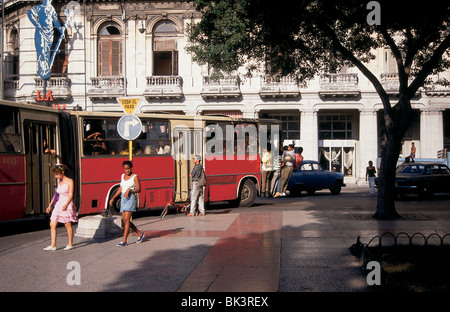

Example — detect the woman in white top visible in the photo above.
[109,161,145,246]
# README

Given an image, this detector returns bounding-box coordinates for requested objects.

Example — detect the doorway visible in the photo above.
[172,127,203,202]
[23,121,58,215]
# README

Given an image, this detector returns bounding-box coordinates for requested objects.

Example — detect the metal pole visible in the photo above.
[123,10,127,97]
[129,140,132,161]
[1,0,5,100]
[83,0,87,110]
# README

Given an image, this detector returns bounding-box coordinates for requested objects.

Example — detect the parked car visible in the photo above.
[287,160,346,196]
[394,162,450,198]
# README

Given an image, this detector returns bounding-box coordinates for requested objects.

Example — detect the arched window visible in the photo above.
[153,20,178,76]
[6,29,19,80]
[98,23,123,77]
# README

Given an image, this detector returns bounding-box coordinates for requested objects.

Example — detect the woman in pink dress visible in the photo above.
[44,164,78,251]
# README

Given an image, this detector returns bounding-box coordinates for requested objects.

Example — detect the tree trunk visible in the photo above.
[373,136,402,219]
[373,97,413,219]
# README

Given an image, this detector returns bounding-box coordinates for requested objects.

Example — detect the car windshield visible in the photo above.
[397,164,425,174]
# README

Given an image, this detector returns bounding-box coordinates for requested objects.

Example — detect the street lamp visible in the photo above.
[138,20,145,34]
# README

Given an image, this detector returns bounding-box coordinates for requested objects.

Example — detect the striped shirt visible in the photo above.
[273,155,282,171]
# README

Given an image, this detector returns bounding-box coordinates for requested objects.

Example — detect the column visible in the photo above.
[359,109,378,185]
[300,109,318,161]
[420,109,444,158]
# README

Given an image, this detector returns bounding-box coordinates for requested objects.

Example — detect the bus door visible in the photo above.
[23,121,58,215]
[172,127,203,202]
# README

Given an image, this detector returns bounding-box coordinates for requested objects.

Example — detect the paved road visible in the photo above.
[0,187,449,298]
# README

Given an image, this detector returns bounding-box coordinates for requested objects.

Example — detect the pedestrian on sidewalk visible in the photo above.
[188,155,205,216]
[44,164,78,251]
[366,160,377,196]
[409,142,416,160]
[109,160,145,246]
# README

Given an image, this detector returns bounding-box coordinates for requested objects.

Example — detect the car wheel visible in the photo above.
[290,185,303,197]
[330,181,342,195]
[307,189,316,196]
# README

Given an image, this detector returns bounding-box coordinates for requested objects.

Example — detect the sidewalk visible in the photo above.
[0,189,449,293]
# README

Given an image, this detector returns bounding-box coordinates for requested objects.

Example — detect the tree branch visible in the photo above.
[407,33,450,97]
[319,23,392,113]
[378,26,409,93]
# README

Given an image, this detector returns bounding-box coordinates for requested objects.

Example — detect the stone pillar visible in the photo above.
[420,109,444,158]
[358,109,378,184]
[300,109,318,161]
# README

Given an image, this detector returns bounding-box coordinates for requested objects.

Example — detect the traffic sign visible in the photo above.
[117,114,142,141]
[118,98,141,114]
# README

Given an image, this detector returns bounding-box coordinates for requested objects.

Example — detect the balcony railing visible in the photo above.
[143,76,183,99]
[424,72,450,97]
[88,77,125,99]
[319,73,360,98]
[380,73,420,97]
[33,77,72,100]
[201,75,241,99]
[259,75,300,98]
[3,80,20,99]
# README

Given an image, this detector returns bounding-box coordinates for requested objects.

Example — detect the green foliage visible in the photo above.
[184,0,449,219]
[185,0,449,92]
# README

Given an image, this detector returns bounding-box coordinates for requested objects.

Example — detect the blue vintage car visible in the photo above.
[287,160,346,196]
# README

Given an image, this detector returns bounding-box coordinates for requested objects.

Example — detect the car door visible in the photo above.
[311,162,330,189]
[437,165,450,193]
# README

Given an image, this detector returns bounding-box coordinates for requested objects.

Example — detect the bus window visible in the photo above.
[235,123,257,155]
[82,118,171,156]
[138,119,171,155]
[206,123,232,158]
[83,118,108,156]
[0,108,21,153]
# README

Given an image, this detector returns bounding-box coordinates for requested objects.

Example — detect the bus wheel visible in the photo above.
[238,180,257,207]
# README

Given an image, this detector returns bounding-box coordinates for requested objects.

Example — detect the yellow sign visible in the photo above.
[118,98,140,114]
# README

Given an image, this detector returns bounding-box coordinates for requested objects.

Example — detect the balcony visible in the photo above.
[259,75,300,98]
[33,77,72,100]
[3,80,20,99]
[319,73,360,98]
[424,72,450,97]
[201,75,241,99]
[143,76,183,99]
[88,77,125,99]
[380,73,420,97]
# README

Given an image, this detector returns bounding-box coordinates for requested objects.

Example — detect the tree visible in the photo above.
[185,0,450,219]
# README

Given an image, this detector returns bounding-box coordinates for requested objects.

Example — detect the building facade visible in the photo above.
[1,0,449,185]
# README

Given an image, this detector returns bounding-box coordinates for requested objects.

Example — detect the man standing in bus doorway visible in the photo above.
[188,155,205,216]
[274,143,295,197]
[260,145,273,197]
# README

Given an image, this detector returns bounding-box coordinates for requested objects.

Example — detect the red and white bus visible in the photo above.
[0,100,280,221]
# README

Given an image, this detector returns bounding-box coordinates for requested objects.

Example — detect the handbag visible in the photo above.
[198,169,207,187]
[283,154,293,163]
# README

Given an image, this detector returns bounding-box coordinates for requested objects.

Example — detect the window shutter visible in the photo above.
[111,40,122,76]
[99,41,110,76]
[172,50,178,75]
